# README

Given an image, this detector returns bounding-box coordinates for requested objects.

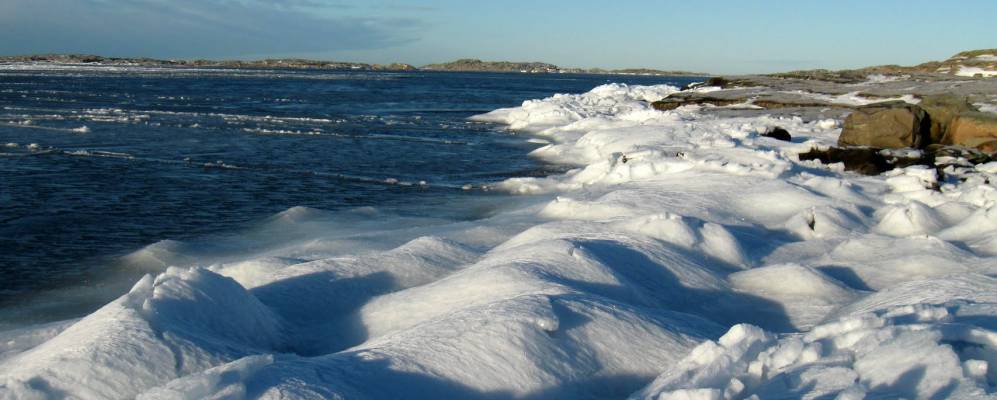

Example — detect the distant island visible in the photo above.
[0,54,706,77]
[421,58,706,76]
[0,54,419,72]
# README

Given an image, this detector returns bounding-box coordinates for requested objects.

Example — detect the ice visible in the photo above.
[0,319,77,363]
[3,82,997,399]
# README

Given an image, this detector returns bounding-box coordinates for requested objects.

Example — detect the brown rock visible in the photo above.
[651,96,745,111]
[838,101,931,149]
[945,113,997,147]
[651,100,684,111]
[978,140,997,154]
[920,95,977,143]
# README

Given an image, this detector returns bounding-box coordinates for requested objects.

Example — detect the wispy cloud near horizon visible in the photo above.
[0,0,424,59]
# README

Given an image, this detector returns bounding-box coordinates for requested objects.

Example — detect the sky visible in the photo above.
[1,0,995,74]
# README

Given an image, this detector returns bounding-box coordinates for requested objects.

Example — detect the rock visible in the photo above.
[704,77,730,88]
[680,77,744,91]
[761,127,792,141]
[650,100,684,111]
[838,101,931,149]
[945,112,997,147]
[977,140,997,154]
[919,94,977,143]
[926,143,990,160]
[752,99,840,109]
[799,147,931,175]
[651,96,746,111]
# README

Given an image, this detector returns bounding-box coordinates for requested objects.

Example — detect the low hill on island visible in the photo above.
[768,49,997,83]
[0,54,704,76]
[0,54,418,71]
[421,58,561,73]
[422,58,705,76]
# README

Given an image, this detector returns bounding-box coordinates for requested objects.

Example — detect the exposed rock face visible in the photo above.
[927,144,993,164]
[945,112,997,148]
[651,96,744,111]
[919,94,977,143]
[798,147,930,175]
[838,102,931,149]
[751,99,838,109]
[800,144,994,176]
[768,49,997,80]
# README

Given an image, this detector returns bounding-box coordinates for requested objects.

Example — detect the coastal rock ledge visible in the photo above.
[838,96,997,151]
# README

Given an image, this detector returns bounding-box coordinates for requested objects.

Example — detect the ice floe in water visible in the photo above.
[2,83,997,399]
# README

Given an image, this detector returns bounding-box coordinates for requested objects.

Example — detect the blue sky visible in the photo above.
[1,0,994,73]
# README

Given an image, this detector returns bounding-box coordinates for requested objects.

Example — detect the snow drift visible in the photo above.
[2,82,996,399]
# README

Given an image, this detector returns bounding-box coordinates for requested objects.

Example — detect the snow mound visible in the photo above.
[4,81,997,399]
[471,83,679,133]
[729,264,861,329]
[632,303,997,399]
[0,268,281,399]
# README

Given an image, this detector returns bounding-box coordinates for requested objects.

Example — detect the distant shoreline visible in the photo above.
[0,54,709,77]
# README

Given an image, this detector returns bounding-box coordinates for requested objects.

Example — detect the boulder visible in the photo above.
[919,94,977,143]
[761,127,792,141]
[945,112,997,147]
[703,77,730,88]
[838,101,931,149]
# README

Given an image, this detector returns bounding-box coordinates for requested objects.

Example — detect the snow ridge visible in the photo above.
[2,83,996,399]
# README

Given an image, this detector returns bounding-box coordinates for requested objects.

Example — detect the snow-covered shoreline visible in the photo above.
[2,82,997,399]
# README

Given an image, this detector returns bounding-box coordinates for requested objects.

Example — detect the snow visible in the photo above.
[632,300,997,399]
[789,90,921,106]
[957,66,997,77]
[860,74,908,84]
[2,82,997,399]
[976,102,997,115]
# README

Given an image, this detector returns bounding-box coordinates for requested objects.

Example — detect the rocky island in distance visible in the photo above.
[0,54,706,77]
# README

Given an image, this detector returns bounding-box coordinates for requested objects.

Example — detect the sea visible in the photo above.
[0,64,699,326]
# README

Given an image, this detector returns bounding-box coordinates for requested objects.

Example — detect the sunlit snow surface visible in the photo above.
[957,66,997,78]
[3,81,997,399]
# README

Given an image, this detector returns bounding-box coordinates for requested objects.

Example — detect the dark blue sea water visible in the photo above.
[0,64,699,324]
